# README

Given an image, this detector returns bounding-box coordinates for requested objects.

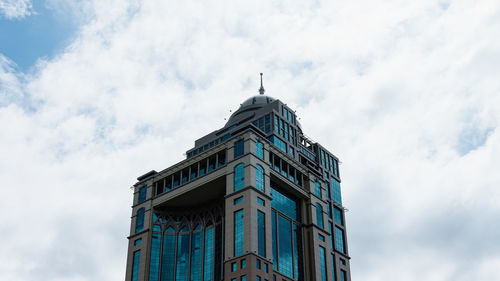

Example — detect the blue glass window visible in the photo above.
[269,136,287,153]
[161,234,175,281]
[203,228,214,281]
[316,203,324,229]
[258,210,266,257]
[335,227,345,254]
[331,178,342,205]
[257,276,261,281]
[135,208,145,233]
[256,164,264,192]
[318,234,325,241]
[256,259,261,269]
[176,233,190,281]
[278,214,293,278]
[328,203,332,219]
[241,275,246,281]
[231,262,237,272]
[274,116,279,132]
[241,259,246,269]
[314,182,322,198]
[293,224,299,279]
[271,187,297,220]
[341,270,346,281]
[149,234,161,281]
[326,182,331,200]
[190,231,203,281]
[256,142,264,159]
[257,197,265,206]
[234,139,244,159]
[132,250,140,281]
[134,238,142,246]
[329,222,333,249]
[234,209,244,256]
[234,164,245,191]
[334,207,343,225]
[272,210,278,270]
[319,246,327,281]
[331,254,336,280]
[234,196,244,205]
[138,186,147,203]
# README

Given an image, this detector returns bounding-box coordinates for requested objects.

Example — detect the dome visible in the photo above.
[225,94,275,127]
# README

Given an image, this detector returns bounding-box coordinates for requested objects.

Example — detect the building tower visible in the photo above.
[125,74,351,281]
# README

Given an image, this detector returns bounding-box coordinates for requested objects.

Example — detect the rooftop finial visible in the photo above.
[259,73,265,95]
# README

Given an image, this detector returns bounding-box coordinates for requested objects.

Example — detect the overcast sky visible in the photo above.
[1,0,500,280]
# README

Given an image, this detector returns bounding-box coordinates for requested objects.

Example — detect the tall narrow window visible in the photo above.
[314,182,322,198]
[316,203,324,229]
[319,246,327,281]
[132,250,141,281]
[329,222,333,249]
[330,178,342,205]
[256,164,264,192]
[341,270,346,281]
[176,228,190,281]
[234,164,245,191]
[135,208,145,233]
[331,254,336,281]
[161,229,175,281]
[234,139,244,158]
[234,209,244,256]
[256,141,264,159]
[258,210,266,257]
[138,186,147,203]
[335,226,345,254]
[149,234,161,281]
[334,207,343,225]
[190,230,203,281]
[203,228,214,281]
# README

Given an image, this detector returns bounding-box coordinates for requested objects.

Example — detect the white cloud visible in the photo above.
[0,0,33,19]
[1,0,500,280]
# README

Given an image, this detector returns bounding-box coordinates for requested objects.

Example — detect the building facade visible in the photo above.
[125,76,351,281]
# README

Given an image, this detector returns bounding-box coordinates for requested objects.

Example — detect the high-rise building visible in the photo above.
[125,74,351,281]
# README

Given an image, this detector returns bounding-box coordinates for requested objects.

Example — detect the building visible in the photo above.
[125,74,351,281]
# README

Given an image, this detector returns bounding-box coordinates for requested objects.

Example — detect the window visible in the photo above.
[335,226,345,253]
[138,186,147,203]
[134,238,142,246]
[256,141,264,159]
[241,259,246,269]
[269,136,286,153]
[131,250,140,281]
[234,209,244,256]
[234,139,244,158]
[319,246,327,281]
[135,208,145,233]
[218,150,226,167]
[190,230,203,281]
[318,234,325,241]
[257,197,265,206]
[331,178,342,205]
[329,222,333,248]
[314,182,322,198]
[241,276,246,281]
[316,203,324,229]
[264,263,268,273]
[203,228,214,280]
[256,164,264,192]
[341,270,346,281]
[326,182,331,200]
[149,234,161,281]
[331,254,336,281]
[232,262,237,272]
[175,229,190,281]
[256,259,261,269]
[340,258,346,265]
[258,211,266,257]
[257,276,261,281]
[234,164,245,191]
[234,196,244,205]
[334,207,343,225]
[190,164,198,180]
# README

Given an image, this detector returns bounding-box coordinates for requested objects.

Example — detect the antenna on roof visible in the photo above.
[259,73,265,95]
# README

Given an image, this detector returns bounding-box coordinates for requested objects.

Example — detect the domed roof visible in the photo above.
[225,94,275,127]
[240,95,275,108]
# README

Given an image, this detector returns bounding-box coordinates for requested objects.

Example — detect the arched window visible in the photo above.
[135,208,145,233]
[256,141,264,159]
[316,203,324,229]
[234,163,245,191]
[256,164,264,192]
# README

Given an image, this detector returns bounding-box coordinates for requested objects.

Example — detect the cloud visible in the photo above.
[0,0,33,19]
[0,0,500,280]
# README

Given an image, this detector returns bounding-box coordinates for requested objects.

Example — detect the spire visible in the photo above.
[259,73,265,95]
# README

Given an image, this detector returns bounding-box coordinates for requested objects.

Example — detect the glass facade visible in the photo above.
[334,207,343,225]
[148,212,222,281]
[256,164,264,192]
[132,250,140,281]
[335,226,345,254]
[314,182,322,198]
[258,210,266,257]
[316,203,324,229]
[234,164,245,191]
[234,139,244,158]
[331,178,342,205]
[136,208,145,233]
[256,141,264,159]
[271,187,300,280]
[234,209,244,256]
[319,246,327,281]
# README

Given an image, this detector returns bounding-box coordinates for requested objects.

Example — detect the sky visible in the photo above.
[1,0,499,280]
